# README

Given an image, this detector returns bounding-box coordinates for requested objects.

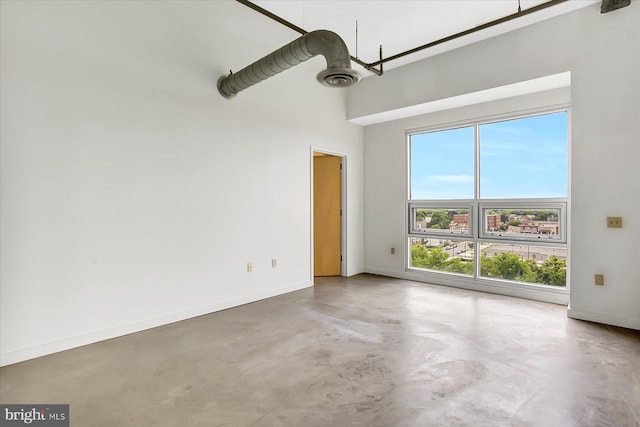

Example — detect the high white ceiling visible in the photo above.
[250,0,597,74]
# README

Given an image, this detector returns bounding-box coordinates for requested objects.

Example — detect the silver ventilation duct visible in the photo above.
[600,0,630,13]
[217,30,360,99]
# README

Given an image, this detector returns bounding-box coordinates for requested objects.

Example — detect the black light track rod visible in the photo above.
[368,0,569,67]
[235,0,383,75]
[237,0,307,35]
[236,0,568,74]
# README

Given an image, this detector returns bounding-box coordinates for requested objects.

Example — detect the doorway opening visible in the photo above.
[312,151,344,277]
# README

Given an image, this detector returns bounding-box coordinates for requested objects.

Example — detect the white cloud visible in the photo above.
[428,174,474,183]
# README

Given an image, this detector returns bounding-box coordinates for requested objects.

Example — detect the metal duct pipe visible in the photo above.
[601,0,630,13]
[217,30,360,99]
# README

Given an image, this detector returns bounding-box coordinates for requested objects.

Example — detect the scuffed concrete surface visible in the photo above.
[2,274,639,426]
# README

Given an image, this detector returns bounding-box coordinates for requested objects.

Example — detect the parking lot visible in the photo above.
[481,243,567,262]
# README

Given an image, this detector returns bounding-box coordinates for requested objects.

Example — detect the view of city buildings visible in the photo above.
[415,209,561,238]
[411,208,566,286]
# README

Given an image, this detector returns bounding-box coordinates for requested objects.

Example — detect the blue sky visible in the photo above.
[410,112,567,200]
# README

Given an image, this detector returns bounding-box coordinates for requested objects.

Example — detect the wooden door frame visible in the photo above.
[310,147,346,281]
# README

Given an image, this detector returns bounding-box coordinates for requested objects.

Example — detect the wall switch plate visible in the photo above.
[594,274,604,286]
[390,247,396,255]
[272,258,277,268]
[607,217,623,228]
[247,262,253,272]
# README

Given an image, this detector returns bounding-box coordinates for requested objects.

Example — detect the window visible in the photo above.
[410,126,474,200]
[479,204,565,242]
[409,205,473,236]
[479,113,567,199]
[410,237,474,276]
[408,111,568,288]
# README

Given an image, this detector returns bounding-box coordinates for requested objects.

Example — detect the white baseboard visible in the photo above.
[567,307,640,330]
[0,281,311,367]
[364,267,570,305]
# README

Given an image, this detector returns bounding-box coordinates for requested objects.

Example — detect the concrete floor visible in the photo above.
[1,274,639,426]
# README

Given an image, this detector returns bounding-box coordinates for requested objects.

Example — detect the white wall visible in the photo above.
[0,0,364,366]
[351,3,640,329]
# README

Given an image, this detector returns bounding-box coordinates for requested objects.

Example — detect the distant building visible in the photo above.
[537,222,559,236]
[508,221,559,236]
[486,214,501,230]
[450,214,469,232]
[452,214,468,224]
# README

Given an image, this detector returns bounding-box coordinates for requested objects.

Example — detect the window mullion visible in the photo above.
[473,123,480,278]
[474,123,480,201]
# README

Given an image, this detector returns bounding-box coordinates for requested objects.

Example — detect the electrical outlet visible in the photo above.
[607,217,623,228]
[272,258,277,268]
[594,274,604,286]
[390,247,396,255]
[247,262,253,272]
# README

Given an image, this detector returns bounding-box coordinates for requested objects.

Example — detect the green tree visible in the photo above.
[412,244,448,269]
[445,257,473,275]
[536,256,566,286]
[428,246,449,268]
[481,252,566,286]
[412,244,474,275]
[428,211,450,230]
[480,254,495,277]
[416,244,566,286]
[481,252,535,282]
